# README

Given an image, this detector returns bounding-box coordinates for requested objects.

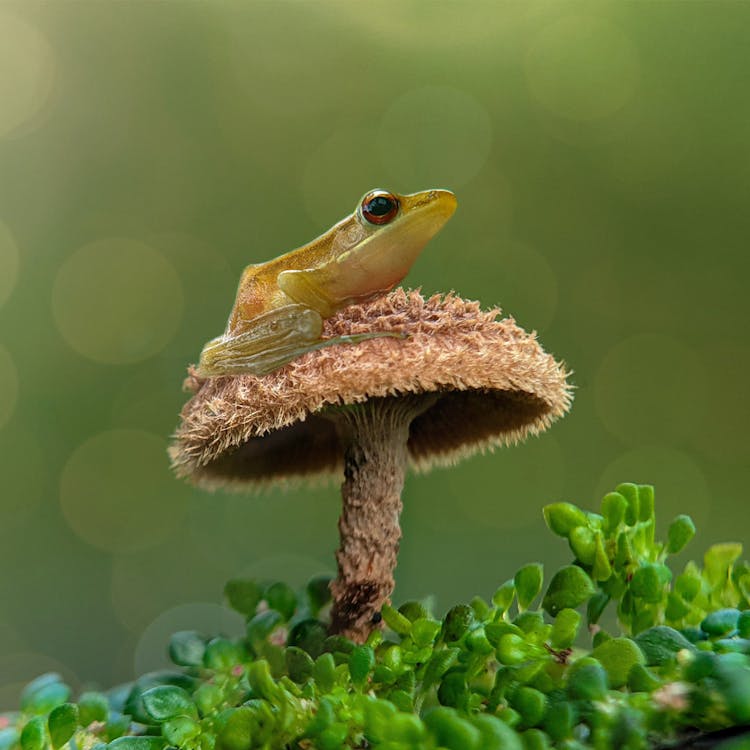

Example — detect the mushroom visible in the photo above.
[170,288,573,642]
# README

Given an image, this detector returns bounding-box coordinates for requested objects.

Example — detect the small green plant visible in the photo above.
[3,483,750,749]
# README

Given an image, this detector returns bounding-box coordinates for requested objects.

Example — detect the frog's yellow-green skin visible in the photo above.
[197,188,457,377]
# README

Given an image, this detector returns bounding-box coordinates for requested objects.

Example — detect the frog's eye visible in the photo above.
[360,190,400,225]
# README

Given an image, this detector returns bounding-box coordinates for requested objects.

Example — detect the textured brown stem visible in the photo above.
[327,397,430,642]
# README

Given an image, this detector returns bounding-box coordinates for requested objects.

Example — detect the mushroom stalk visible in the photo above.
[327,396,432,641]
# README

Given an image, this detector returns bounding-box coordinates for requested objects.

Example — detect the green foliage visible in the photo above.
[168,632,207,668]
[20,675,71,716]
[47,704,78,750]
[5,484,750,748]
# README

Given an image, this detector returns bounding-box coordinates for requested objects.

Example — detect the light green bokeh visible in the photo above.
[328,1,523,52]
[448,435,565,531]
[690,343,750,466]
[0,10,56,138]
[525,16,639,121]
[301,126,386,227]
[602,101,694,187]
[0,427,44,537]
[0,221,20,308]
[476,241,558,332]
[60,430,186,553]
[594,334,707,446]
[110,545,230,634]
[186,486,339,578]
[379,86,493,189]
[52,239,184,365]
[0,346,18,429]
[0,652,77,715]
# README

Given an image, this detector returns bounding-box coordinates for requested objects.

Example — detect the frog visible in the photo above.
[196,188,457,377]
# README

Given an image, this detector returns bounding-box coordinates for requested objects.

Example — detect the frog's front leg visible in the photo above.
[197,304,401,377]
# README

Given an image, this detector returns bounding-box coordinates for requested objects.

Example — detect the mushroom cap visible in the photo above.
[169,289,573,488]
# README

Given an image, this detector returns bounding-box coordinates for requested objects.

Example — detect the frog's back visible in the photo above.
[226,213,355,331]
[263,212,359,274]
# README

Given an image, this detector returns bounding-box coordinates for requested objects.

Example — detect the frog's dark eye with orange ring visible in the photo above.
[360,190,399,225]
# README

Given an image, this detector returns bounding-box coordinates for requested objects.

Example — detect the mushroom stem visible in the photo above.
[327,396,431,641]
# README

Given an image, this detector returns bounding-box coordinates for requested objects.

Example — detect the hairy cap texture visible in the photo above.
[169,289,573,487]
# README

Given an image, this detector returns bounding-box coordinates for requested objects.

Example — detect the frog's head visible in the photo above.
[356,188,457,244]
[358,188,456,230]
[296,188,457,312]
[337,188,457,293]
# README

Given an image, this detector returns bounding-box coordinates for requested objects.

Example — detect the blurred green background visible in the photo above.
[0,0,748,703]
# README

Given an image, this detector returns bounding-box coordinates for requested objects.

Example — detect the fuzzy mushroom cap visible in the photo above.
[169,289,573,487]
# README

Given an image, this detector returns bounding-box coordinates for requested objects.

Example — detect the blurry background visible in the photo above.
[0,0,748,701]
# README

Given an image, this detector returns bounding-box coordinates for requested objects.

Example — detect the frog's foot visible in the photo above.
[199,330,407,377]
[198,304,406,377]
[212,331,405,376]
[197,304,323,376]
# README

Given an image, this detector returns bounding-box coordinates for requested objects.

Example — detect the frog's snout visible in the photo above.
[406,188,457,222]
[429,189,458,219]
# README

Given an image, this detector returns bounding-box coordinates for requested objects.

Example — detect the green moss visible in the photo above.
[3,484,750,749]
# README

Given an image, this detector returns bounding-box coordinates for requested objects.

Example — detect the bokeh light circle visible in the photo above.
[525,16,639,121]
[0,427,44,537]
[111,546,227,634]
[488,241,558,332]
[301,126,385,227]
[379,86,492,188]
[594,334,706,446]
[52,239,184,365]
[60,429,185,553]
[110,367,187,437]
[0,346,19,430]
[0,221,20,308]
[691,343,750,465]
[455,435,565,530]
[187,485,338,575]
[0,11,56,138]
[595,445,710,530]
[603,104,693,187]
[134,602,244,676]
[0,652,77,715]
[327,2,525,51]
